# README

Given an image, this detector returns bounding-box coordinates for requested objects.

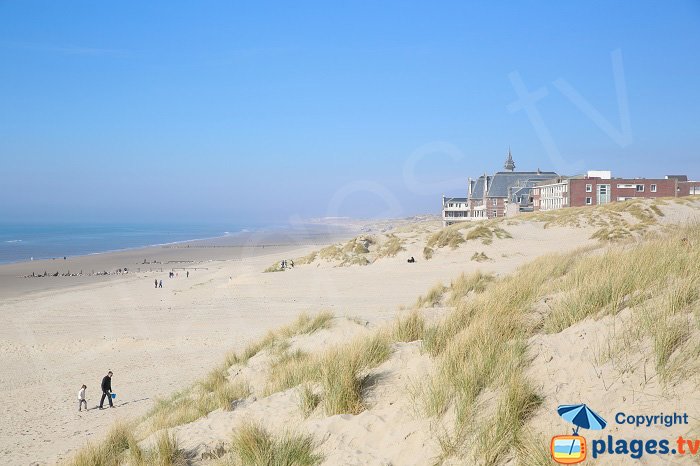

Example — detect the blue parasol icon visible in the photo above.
[557,404,607,455]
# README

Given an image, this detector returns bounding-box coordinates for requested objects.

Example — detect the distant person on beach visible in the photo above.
[78,384,87,412]
[99,371,114,409]
[159,280,163,288]
[154,279,158,288]
[290,260,294,268]
[186,271,189,278]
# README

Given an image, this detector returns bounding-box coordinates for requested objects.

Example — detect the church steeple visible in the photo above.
[504,147,515,171]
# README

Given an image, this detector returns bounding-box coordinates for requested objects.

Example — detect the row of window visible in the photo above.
[585,183,657,192]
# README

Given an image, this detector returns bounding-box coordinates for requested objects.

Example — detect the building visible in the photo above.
[441,149,558,225]
[441,196,469,226]
[532,171,700,211]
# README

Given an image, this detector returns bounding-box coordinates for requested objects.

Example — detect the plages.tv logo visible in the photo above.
[551,403,607,464]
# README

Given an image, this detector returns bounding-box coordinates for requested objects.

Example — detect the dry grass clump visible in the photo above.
[318,244,344,261]
[291,234,408,266]
[149,374,251,432]
[263,263,285,273]
[416,283,446,308]
[425,223,468,250]
[514,431,554,466]
[68,421,136,466]
[319,333,392,415]
[300,236,377,267]
[341,255,370,266]
[281,311,334,336]
[265,349,316,395]
[423,246,434,260]
[471,251,491,262]
[652,314,690,373]
[263,330,392,416]
[295,251,317,265]
[474,373,542,465]
[376,234,405,258]
[448,271,493,305]
[134,431,187,466]
[393,310,426,342]
[215,380,252,411]
[464,224,512,245]
[227,423,322,466]
[297,384,321,417]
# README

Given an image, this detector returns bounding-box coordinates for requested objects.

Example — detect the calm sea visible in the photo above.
[0,223,245,265]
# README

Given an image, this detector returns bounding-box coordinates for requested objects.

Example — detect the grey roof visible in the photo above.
[469,175,491,200]
[486,171,557,198]
[508,180,543,205]
[443,197,468,205]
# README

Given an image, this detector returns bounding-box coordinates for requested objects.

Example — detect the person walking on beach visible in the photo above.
[99,371,114,409]
[186,270,189,278]
[159,280,163,288]
[78,384,87,412]
[154,278,158,288]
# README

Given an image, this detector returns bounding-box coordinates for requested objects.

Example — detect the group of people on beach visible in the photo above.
[77,371,115,412]
[24,268,128,278]
[154,269,191,288]
[279,259,294,269]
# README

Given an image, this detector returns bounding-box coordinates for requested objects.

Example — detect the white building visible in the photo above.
[441,196,469,226]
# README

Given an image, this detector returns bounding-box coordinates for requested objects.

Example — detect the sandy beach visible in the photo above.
[0,224,357,464]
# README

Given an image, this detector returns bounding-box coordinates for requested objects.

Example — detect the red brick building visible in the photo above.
[533,172,699,210]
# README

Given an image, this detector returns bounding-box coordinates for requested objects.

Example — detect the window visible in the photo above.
[636,185,644,192]
[617,184,635,189]
[586,197,592,205]
[586,184,592,192]
[651,184,657,192]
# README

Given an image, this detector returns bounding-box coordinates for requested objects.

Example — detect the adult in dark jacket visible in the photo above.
[99,371,114,409]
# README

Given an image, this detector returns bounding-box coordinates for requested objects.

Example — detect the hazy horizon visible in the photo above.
[2,1,699,224]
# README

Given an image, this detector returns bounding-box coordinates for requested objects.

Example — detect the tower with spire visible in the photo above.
[504,147,515,171]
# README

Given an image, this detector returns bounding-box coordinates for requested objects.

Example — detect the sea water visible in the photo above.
[0,223,242,264]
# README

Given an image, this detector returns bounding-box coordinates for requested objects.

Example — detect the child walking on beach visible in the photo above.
[78,385,87,412]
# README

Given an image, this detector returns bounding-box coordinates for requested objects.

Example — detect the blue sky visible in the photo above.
[1,1,699,223]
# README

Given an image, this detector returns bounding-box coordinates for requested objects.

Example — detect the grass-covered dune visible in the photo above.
[66,199,700,466]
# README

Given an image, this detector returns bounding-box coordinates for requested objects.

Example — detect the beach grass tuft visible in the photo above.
[67,421,135,466]
[416,283,446,308]
[393,310,425,342]
[227,423,322,466]
[298,384,321,417]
